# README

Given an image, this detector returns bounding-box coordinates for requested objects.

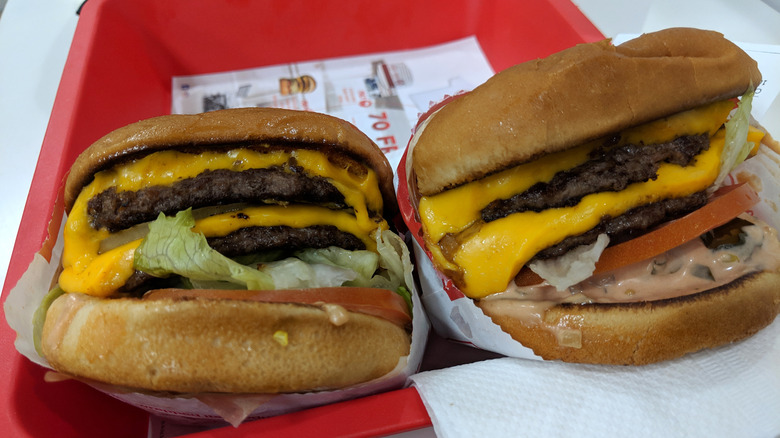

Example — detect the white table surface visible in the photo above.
[1,0,778,436]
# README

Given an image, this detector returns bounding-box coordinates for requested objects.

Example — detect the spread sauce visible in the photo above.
[320,303,350,326]
[479,216,780,347]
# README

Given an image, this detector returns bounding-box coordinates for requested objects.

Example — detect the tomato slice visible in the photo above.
[144,287,412,328]
[515,183,760,286]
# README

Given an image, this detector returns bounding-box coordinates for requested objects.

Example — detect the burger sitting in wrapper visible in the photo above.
[23,108,424,419]
[398,28,780,365]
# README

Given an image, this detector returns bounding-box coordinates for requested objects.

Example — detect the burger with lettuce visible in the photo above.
[36,107,415,393]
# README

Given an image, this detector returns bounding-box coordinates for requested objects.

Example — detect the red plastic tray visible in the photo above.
[0,0,601,436]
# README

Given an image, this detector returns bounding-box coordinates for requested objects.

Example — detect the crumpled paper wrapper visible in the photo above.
[3,213,430,427]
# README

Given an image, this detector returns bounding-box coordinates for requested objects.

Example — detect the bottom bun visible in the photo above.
[476,270,780,365]
[42,292,411,393]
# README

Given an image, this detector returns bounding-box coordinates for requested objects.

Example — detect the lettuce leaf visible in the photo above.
[292,229,414,293]
[134,210,275,290]
[374,229,415,310]
[32,286,65,356]
[529,233,610,291]
[134,209,415,302]
[294,246,380,287]
[714,91,755,188]
[374,229,414,292]
[262,257,358,289]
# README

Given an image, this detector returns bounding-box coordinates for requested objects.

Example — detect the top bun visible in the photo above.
[411,27,762,196]
[65,107,396,214]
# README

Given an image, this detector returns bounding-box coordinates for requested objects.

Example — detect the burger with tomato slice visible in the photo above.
[35,107,415,394]
[400,27,780,365]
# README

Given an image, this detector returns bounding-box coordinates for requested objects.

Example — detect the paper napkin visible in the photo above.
[411,318,780,438]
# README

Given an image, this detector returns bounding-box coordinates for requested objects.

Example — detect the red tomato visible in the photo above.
[515,183,760,286]
[145,287,412,328]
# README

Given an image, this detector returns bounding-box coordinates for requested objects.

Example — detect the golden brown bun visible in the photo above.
[412,27,762,196]
[41,293,411,393]
[477,270,780,365]
[65,107,396,214]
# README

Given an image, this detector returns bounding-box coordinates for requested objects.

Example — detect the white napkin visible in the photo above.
[411,317,780,438]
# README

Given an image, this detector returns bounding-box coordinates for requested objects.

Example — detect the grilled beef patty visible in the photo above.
[88,166,347,232]
[119,224,366,295]
[534,191,708,260]
[481,134,709,222]
[207,224,366,256]
[481,134,712,260]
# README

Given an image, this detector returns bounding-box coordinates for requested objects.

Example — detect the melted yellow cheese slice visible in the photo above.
[419,100,735,299]
[60,147,386,297]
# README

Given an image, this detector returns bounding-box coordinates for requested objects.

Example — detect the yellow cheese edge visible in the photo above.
[60,147,386,297]
[419,99,735,241]
[455,137,723,297]
[419,100,735,299]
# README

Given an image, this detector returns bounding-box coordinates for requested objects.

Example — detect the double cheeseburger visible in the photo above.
[402,28,780,365]
[36,107,414,393]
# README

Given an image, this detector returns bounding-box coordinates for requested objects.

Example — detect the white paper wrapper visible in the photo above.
[3,213,430,427]
[397,93,548,359]
[411,317,780,438]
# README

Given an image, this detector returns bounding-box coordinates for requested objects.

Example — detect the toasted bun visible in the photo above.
[65,107,396,214]
[412,27,762,196]
[41,293,411,393]
[477,270,780,365]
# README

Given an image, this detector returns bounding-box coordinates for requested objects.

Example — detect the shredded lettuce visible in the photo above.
[32,286,65,356]
[262,257,358,289]
[529,233,610,291]
[395,285,413,315]
[294,246,379,287]
[714,91,755,188]
[134,209,275,290]
[133,209,415,300]
[374,229,414,292]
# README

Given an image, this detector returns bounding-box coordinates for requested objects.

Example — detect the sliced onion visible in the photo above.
[98,222,150,254]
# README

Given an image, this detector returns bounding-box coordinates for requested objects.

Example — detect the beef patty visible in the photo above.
[120,224,365,294]
[481,134,712,260]
[481,134,709,221]
[88,166,347,232]
[534,191,707,260]
[207,224,366,257]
